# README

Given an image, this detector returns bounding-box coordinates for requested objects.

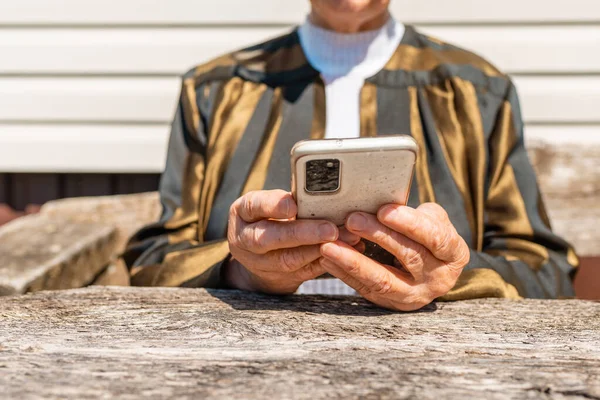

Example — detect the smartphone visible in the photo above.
[291,135,417,226]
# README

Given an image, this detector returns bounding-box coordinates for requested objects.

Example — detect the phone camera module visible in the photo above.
[305,159,340,193]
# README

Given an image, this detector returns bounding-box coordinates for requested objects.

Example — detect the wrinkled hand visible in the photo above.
[319,203,470,311]
[225,190,361,294]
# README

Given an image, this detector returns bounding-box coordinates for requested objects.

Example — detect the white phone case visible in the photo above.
[291,135,417,226]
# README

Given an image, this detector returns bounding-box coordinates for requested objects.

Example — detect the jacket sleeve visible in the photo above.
[122,76,230,288]
[442,82,579,300]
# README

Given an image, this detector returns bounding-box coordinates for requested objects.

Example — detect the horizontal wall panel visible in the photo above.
[0,124,597,174]
[394,1,600,23]
[0,0,598,25]
[0,1,309,25]
[420,26,600,74]
[2,76,598,124]
[513,76,600,123]
[1,26,599,75]
[0,77,180,122]
[0,124,169,173]
[0,27,287,75]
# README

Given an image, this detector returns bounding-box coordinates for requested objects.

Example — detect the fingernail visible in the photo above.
[354,241,366,253]
[318,223,337,241]
[347,213,367,232]
[321,242,341,260]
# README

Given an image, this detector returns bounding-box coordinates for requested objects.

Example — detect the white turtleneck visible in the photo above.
[295,17,405,295]
[298,16,405,139]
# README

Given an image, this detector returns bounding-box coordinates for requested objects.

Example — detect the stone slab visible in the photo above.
[41,191,161,255]
[0,214,117,295]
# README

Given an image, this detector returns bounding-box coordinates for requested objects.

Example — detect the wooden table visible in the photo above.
[1,287,599,399]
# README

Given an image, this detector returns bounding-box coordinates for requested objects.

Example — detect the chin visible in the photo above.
[316,0,389,14]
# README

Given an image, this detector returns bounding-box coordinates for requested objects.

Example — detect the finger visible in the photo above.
[415,202,451,221]
[377,204,460,262]
[346,212,433,281]
[320,258,431,312]
[261,245,322,274]
[238,219,338,254]
[292,258,327,282]
[233,190,296,223]
[320,241,413,296]
[416,203,470,268]
[320,257,372,296]
[339,228,361,246]
[354,240,366,253]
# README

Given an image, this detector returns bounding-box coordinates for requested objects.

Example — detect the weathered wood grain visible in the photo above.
[527,133,600,258]
[0,287,598,399]
[0,215,117,296]
[41,191,161,255]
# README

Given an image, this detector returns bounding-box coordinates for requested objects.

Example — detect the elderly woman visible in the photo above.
[124,0,578,310]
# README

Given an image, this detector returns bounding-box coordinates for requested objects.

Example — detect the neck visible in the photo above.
[298,17,404,80]
[309,9,390,33]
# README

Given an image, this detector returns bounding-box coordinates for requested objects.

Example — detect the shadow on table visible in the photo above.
[206,289,438,316]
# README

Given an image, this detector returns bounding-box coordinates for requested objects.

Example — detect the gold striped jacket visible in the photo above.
[124,26,578,299]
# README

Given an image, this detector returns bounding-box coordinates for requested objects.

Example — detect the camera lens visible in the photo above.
[305,159,340,193]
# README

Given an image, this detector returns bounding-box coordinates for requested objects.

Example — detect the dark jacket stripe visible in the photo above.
[263,81,316,191]
[205,88,275,241]
[416,88,474,246]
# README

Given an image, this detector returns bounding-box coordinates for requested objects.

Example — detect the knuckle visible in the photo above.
[242,192,257,220]
[436,205,450,220]
[429,279,452,298]
[227,226,238,248]
[460,247,471,267]
[402,288,421,304]
[449,239,470,270]
[229,198,241,218]
[238,228,254,251]
[346,256,362,277]
[295,260,322,281]
[286,223,303,244]
[434,230,454,256]
[402,246,425,270]
[227,234,239,256]
[404,217,422,237]
[252,221,270,251]
[280,250,302,272]
[372,276,394,295]
[355,282,372,296]
[401,290,432,310]
[420,202,448,219]
[372,225,394,245]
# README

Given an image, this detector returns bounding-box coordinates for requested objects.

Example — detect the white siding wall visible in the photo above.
[0,0,598,173]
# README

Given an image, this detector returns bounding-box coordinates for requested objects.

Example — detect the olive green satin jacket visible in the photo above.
[123,26,578,299]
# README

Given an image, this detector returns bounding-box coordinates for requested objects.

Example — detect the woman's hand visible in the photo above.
[319,203,470,311]
[225,190,360,294]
